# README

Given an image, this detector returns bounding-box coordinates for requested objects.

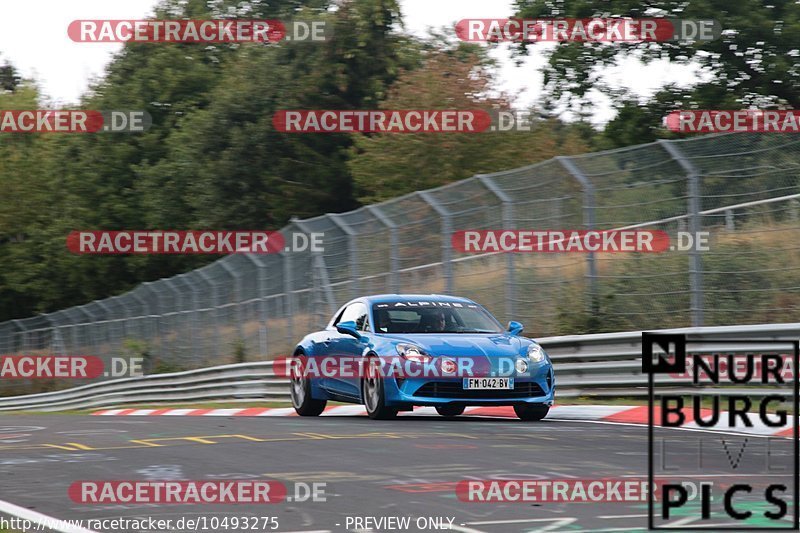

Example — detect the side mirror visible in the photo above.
[507,321,524,336]
[336,320,361,339]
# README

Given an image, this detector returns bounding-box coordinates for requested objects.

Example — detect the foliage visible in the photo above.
[349,38,590,203]
[513,0,800,142]
[0,0,408,320]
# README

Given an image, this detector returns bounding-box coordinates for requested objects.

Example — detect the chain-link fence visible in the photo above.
[2,132,800,393]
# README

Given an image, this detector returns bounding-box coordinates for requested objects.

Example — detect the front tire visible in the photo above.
[514,404,549,421]
[435,404,465,417]
[291,354,327,416]
[362,356,398,420]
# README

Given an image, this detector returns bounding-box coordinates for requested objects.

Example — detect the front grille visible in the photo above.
[413,380,545,399]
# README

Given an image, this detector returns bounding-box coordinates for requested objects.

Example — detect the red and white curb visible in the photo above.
[92,404,793,437]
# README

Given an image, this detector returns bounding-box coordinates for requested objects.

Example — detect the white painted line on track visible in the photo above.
[465,518,578,527]
[596,514,649,519]
[0,498,99,533]
[570,526,652,533]
[446,525,486,533]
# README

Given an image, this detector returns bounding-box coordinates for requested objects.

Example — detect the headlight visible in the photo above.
[396,343,431,363]
[515,358,528,374]
[527,343,546,363]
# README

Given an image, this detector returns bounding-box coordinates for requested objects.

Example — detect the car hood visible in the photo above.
[379,333,526,357]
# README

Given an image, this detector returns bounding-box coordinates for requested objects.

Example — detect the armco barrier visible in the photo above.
[0,362,289,412]
[0,323,797,411]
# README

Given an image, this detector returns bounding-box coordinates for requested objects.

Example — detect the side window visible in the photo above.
[357,310,370,332]
[336,303,369,331]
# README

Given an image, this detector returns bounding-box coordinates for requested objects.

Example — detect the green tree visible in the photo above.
[594,86,730,148]
[514,0,800,118]
[137,0,412,228]
[349,39,589,203]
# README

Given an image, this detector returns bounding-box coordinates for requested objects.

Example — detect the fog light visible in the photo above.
[515,358,528,374]
[441,358,457,374]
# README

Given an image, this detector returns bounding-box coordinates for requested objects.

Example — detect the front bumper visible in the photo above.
[383,365,555,407]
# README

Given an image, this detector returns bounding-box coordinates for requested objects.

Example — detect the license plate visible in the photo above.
[462,377,514,390]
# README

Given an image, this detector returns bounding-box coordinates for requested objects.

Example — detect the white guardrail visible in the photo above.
[0,323,798,412]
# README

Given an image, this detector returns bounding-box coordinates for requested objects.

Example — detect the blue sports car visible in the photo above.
[289,294,555,420]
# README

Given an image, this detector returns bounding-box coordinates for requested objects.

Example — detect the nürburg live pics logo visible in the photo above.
[643,333,799,530]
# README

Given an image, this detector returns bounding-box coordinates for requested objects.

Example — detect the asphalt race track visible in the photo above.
[0,413,792,532]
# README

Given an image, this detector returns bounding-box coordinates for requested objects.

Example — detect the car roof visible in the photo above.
[361,294,476,304]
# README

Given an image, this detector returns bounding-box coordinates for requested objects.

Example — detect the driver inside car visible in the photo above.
[418,309,447,332]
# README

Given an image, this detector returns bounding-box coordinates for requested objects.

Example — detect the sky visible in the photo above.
[0,0,701,124]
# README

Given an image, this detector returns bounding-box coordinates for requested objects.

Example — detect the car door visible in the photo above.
[326,302,369,398]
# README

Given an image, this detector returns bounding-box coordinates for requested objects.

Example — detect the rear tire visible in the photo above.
[435,405,465,417]
[291,354,327,416]
[514,404,549,421]
[363,356,398,420]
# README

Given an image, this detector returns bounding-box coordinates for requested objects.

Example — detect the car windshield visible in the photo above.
[372,302,504,334]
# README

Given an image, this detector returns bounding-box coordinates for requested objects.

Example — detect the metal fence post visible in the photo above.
[292,217,333,326]
[55,310,77,356]
[243,254,269,357]
[558,156,598,316]
[95,301,113,360]
[187,274,209,360]
[8,319,25,353]
[311,254,337,323]
[163,279,188,366]
[418,191,453,294]
[328,214,359,298]
[77,305,100,362]
[129,291,149,360]
[177,275,197,360]
[366,205,399,293]
[40,313,61,356]
[659,139,704,327]
[108,296,126,341]
[282,252,294,348]
[140,283,163,360]
[196,271,220,361]
[219,261,244,347]
[477,174,516,321]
